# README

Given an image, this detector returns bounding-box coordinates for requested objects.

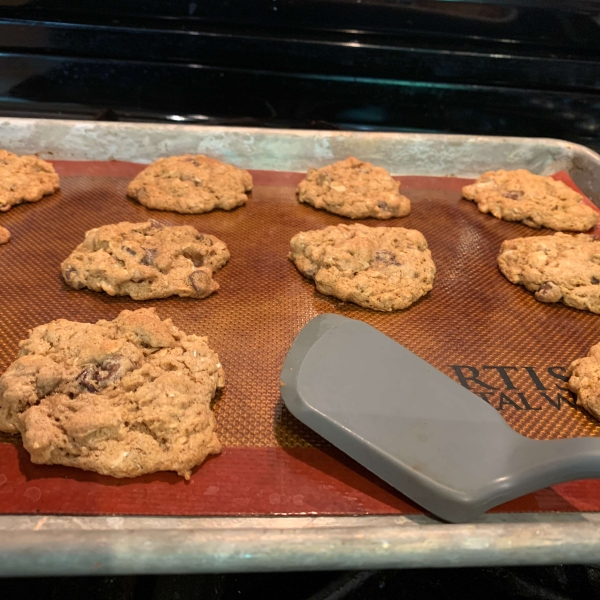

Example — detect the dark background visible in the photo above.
[1,0,600,148]
[3,0,600,597]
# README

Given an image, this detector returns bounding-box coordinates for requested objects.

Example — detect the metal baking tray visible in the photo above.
[2,118,600,575]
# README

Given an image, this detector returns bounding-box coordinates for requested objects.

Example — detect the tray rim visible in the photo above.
[2,117,600,573]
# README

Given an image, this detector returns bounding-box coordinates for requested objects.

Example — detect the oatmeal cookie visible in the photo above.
[289,223,435,311]
[497,232,600,313]
[0,150,60,212]
[127,154,252,214]
[569,343,600,421]
[462,169,597,231]
[297,157,411,219]
[0,226,10,244]
[61,220,230,300]
[0,308,223,478]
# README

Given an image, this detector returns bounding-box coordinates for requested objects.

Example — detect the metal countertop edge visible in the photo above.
[1,521,600,575]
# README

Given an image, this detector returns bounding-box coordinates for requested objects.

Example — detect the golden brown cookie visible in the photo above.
[127,154,252,214]
[569,342,600,421]
[462,169,598,231]
[61,220,230,300]
[297,157,411,219]
[497,232,600,314]
[0,308,223,479]
[0,150,60,212]
[289,223,435,311]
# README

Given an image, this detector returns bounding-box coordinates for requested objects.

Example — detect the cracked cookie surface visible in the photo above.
[289,223,435,311]
[0,149,60,212]
[0,308,223,478]
[127,154,252,214]
[297,157,411,219]
[497,232,600,313]
[61,220,230,300]
[569,342,600,421]
[462,169,598,231]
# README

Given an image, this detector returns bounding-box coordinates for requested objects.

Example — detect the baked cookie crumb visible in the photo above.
[289,223,435,311]
[0,308,223,479]
[0,226,10,244]
[127,154,252,214]
[297,157,411,219]
[497,232,600,313]
[61,220,230,300]
[462,169,597,231]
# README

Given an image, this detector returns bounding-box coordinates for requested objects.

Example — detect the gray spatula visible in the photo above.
[280,313,600,523]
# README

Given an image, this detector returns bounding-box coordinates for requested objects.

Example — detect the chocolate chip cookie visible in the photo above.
[297,157,411,219]
[127,155,252,214]
[0,226,10,244]
[61,220,230,300]
[462,169,598,231]
[0,150,60,212]
[0,308,223,478]
[290,223,435,311]
[568,343,600,421]
[497,232,600,313]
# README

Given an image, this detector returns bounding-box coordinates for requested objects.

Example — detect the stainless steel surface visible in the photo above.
[1,118,600,574]
[2,516,600,575]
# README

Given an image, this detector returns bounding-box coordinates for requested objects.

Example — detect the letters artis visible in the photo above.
[449,365,577,411]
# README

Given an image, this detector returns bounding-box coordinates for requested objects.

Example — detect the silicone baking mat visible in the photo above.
[0,161,600,516]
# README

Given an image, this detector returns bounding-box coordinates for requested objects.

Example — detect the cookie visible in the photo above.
[297,157,411,219]
[127,155,252,214]
[568,343,600,421]
[61,220,230,300]
[497,232,600,313]
[0,226,10,244]
[462,169,598,231]
[0,308,223,478]
[289,223,435,311]
[0,150,60,212]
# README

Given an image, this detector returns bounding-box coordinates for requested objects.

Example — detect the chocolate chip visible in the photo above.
[189,270,212,293]
[196,233,213,246]
[502,191,523,200]
[77,357,124,393]
[378,201,390,211]
[140,247,158,266]
[77,369,97,393]
[64,267,85,289]
[535,281,562,303]
[375,250,402,266]
[124,246,136,256]
[592,277,600,285]
[183,250,204,268]
[184,157,201,167]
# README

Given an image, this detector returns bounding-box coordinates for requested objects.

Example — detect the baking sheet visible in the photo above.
[1,160,600,516]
